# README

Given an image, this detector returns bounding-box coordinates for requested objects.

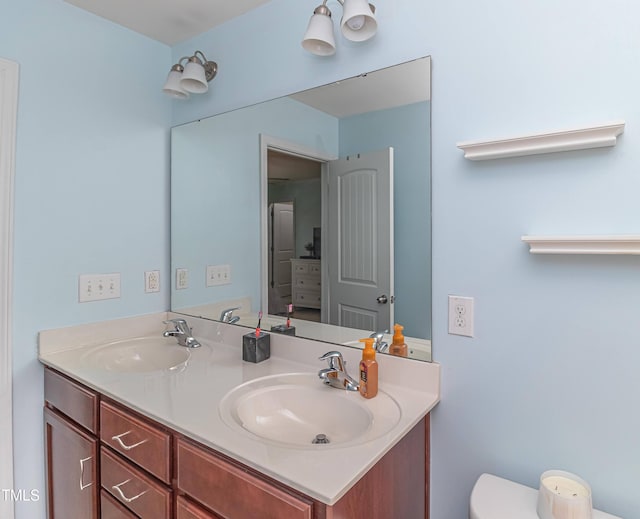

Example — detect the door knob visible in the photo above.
[376,295,388,304]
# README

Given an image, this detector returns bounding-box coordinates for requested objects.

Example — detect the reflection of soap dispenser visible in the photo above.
[358,338,378,399]
[389,323,408,357]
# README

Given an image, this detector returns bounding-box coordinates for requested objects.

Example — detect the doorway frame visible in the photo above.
[0,57,19,519]
[259,134,336,315]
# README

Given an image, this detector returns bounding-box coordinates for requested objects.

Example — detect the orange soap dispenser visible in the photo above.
[389,323,408,357]
[358,338,378,399]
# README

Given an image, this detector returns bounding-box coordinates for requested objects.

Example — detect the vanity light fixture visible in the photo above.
[162,50,218,99]
[302,0,377,56]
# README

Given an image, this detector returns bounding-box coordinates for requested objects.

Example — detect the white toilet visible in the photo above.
[470,473,622,519]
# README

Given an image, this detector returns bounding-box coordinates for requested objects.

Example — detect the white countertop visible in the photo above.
[38,312,440,505]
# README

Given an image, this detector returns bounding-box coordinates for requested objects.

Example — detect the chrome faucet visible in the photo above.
[219,307,240,324]
[163,318,201,348]
[369,331,389,353]
[318,351,359,391]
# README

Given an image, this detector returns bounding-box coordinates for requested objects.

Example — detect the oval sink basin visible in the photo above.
[219,373,401,448]
[82,336,191,373]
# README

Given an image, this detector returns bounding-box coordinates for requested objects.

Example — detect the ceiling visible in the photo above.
[64,0,273,45]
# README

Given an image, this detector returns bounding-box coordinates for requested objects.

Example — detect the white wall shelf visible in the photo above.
[522,235,640,255]
[457,121,625,161]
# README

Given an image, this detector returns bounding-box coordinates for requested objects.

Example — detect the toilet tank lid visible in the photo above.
[470,473,539,519]
[470,474,621,519]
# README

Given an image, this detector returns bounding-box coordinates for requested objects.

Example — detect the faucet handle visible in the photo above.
[220,306,240,321]
[319,351,345,372]
[164,318,190,333]
[369,330,389,352]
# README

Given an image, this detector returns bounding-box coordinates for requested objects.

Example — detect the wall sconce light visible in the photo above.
[162,50,218,99]
[302,0,377,56]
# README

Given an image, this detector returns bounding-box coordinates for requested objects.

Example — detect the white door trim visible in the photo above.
[259,134,336,314]
[0,56,18,519]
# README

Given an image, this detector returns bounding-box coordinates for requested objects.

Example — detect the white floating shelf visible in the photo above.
[522,235,640,255]
[457,121,625,161]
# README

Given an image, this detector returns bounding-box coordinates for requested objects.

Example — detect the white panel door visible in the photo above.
[268,202,294,314]
[327,148,394,332]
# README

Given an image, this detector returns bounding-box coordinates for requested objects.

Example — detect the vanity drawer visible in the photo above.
[176,439,313,519]
[177,495,223,519]
[100,401,172,484]
[101,447,172,519]
[44,367,98,434]
[101,489,138,519]
[309,264,321,275]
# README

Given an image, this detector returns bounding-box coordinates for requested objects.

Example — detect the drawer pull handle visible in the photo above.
[79,456,93,490]
[112,479,148,503]
[111,430,149,450]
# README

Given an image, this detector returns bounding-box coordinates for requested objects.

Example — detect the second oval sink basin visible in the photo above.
[82,336,191,373]
[219,373,401,448]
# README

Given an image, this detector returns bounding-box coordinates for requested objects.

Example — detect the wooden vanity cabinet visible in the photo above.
[44,366,430,519]
[175,415,429,519]
[44,408,99,519]
[44,369,100,519]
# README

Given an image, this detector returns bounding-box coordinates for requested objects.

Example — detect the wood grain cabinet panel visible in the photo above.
[177,496,223,519]
[44,407,99,519]
[44,368,98,434]
[101,490,138,519]
[101,447,172,519]
[176,439,313,519]
[100,400,172,484]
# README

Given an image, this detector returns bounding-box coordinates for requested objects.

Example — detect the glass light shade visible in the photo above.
[162,69,189,99]
[340,0,377,42]
[302,12,336,56]
[180,60,208,93]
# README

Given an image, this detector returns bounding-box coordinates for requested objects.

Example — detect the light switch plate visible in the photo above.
[79,273,121,302]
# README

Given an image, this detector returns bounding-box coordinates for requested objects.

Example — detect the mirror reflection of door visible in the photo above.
[267,149,322,321]
[327,148,394,331]
[267,147,394,328]
[268,202,294,315]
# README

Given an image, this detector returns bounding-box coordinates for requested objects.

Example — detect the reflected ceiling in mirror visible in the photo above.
[171,56,432,361]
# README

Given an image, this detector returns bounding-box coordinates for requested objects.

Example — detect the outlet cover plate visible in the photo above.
[448,295,474,337]
[144,270,160,293]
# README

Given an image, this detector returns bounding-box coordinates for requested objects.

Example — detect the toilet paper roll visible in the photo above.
[537,470,592,519]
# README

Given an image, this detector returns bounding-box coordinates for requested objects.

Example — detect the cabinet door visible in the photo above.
[44,408,98,519]
[177,496,223,519]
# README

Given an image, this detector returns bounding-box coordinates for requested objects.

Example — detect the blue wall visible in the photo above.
[172,1,640,517]
[1,1,171,517]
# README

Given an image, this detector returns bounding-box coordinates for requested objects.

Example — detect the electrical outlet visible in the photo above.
[176,268,188,290]
[144,270,160,293]
[79,273,121,302]
[206,264,232,287]
[448,295,474,337]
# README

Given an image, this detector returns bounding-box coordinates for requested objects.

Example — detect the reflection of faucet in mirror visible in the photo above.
[369,331,389,353]
[163,319,201,348]
[220,307,240,324]
[318,351,359,391]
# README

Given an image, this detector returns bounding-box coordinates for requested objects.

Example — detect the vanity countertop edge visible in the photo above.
[38,311,440,505]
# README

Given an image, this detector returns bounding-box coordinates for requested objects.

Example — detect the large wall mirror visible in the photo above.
[171,56,432,361]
